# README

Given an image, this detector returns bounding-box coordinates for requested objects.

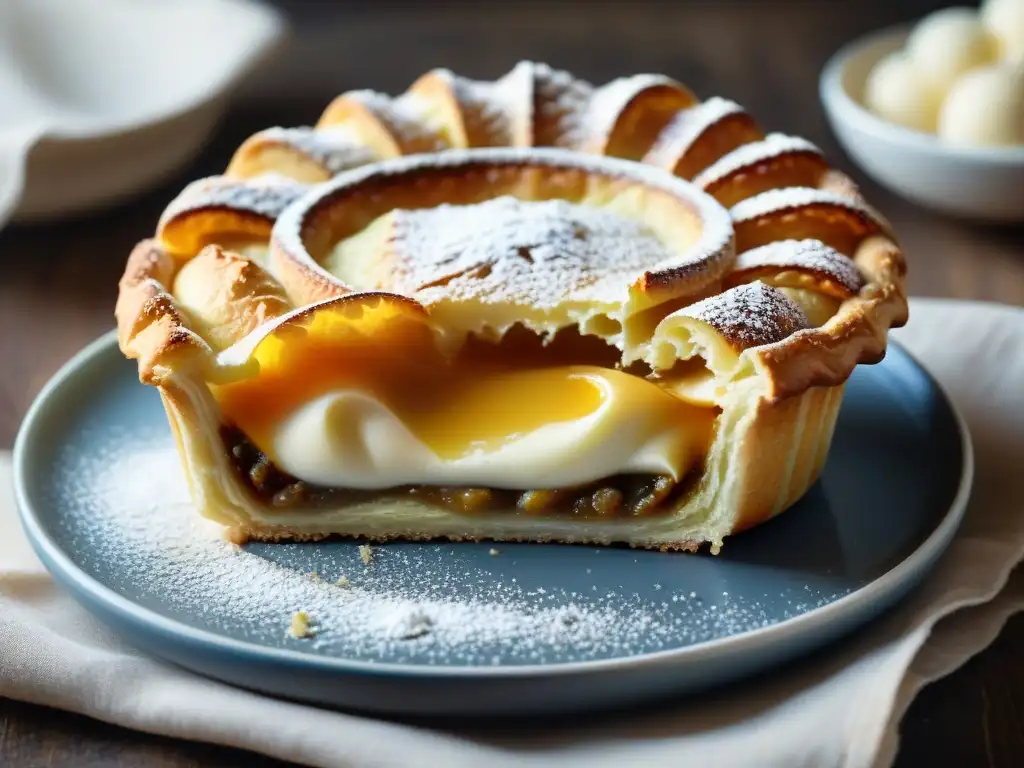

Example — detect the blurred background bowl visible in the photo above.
[0,0,287,226]
[820,23,1024,224]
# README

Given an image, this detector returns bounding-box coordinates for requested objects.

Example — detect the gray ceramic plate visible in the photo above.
[14,331,972,718]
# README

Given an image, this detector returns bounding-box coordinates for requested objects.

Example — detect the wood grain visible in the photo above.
[1,1,1022,765]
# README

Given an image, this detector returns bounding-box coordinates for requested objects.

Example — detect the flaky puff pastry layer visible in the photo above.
[114,61,907,550]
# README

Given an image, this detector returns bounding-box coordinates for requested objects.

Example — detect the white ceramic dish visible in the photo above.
[820,24,1024,223]
[0,0,287,227]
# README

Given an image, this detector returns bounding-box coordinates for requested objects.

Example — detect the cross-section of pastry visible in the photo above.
[116,62,908,552]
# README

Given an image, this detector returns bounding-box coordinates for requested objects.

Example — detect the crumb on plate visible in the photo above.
[288,610,314,639]
[359,544,373,566]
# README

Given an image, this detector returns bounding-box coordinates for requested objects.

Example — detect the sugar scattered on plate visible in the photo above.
[52,433,848,667]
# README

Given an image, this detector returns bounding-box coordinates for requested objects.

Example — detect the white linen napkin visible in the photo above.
[2,297,1024,768]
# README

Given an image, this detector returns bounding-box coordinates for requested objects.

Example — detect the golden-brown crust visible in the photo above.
[580,75,697,159]
[406,68,530,149]
[729,384,843,533]
[112,60,909,549]
[228,523,705,553]
[527,61,594,148]
[115,239,211,385]
[695,136,830,207]
[731,187,892,255]
[119,295,208,386]
[724,239,865,299]
[171,245,293,350]
[749,235,907,401]
[225,127,378,183]
[157,175,307,257]
[115,239,178,346]
[672,282,812,353]
[316,89,448,156]
[643,98,764,179]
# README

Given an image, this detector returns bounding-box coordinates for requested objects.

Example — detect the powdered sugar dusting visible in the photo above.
[528,61,594,148]
[731,239,865,294]
[693,133,823,189]
[579,74,690,149]
[386,196,674,307]
[272,147,735,307]
[159,174,308,229]
[730,187,889,231]
[258,126,377,176]
[428,67,525,147]
[681,282,810,350]
[643,97,750,170]
[340,89,448,154]
[47,428,848,667]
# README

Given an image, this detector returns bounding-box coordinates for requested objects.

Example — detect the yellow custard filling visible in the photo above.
[212,297,719,493]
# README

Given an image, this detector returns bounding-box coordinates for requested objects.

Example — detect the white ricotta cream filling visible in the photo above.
[268,369,710,490]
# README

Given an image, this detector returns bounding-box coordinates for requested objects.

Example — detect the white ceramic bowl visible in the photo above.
[820,24,1024,223]
[0,0,287,226]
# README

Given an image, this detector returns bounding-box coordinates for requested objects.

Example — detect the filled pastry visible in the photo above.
[116,63,907,551]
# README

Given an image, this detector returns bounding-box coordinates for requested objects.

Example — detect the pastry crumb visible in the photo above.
[359,544,373,566]
[224,527,249,546]
[288,610,314,639]
[336,575,350,587]
[489,548,500,556]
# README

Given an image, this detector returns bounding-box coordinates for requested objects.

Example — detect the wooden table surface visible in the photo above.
[2,1,1023,765]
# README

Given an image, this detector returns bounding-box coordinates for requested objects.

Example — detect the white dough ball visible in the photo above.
[864,51,942,132]
[981,0,1024,62]
[938,63,1024,146]
[907,7,999,92]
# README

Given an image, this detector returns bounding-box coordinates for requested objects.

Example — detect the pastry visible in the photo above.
[116,62,908,552]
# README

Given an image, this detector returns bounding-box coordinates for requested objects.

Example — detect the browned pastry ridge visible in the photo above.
[115,61,908,551]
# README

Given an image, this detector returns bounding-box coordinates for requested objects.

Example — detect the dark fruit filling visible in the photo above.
[223,426,701,518]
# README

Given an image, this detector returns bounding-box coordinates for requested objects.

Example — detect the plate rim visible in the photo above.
[13,329,975,680]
